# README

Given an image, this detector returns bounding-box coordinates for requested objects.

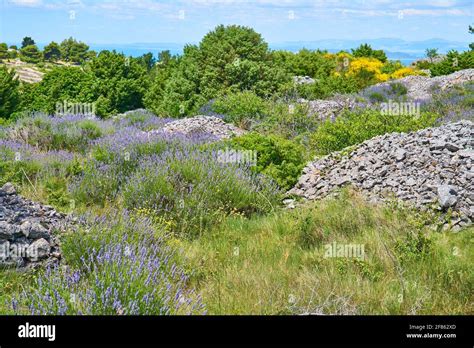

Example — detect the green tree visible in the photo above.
[351,43,387,63]
[87,50,148,116]
[60,37,90,64]
[197,25,288,98]
[20,45,42,63]
[158,50,173,65]
[21,37,35,48]
[21,66,96,114]
[43,42,61,62]
[144,25,289,116]
[430,50,474,77]
[0,43,8,60]
[136,52,156,71]
[469,25,474,51]
[0,66,20,119]
[425,48,439,62]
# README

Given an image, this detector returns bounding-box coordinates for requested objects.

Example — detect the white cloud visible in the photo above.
[8,0,42,7]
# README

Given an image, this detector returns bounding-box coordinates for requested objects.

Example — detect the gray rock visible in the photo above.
[20,221,50,240]
[437,185,458,209]
[1,183,16,195]
[27,238,51,261]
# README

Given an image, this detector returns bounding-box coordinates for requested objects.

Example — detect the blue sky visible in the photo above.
[1,0,473,45]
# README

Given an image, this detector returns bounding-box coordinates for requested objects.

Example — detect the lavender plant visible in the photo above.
[12,213,206,315]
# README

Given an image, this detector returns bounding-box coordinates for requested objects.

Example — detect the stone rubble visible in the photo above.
[288,121,474,229]
[0,183,69,268]
[151,115,246,140]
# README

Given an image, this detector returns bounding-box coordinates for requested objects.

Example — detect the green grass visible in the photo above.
[180,190,473,314]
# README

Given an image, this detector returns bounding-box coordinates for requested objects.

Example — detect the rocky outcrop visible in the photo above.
[156,115,246,140]
[0,183,68,268]
[288,121,474,229]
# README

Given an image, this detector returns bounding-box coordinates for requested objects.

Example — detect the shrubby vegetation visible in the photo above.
[311,110,438,155]
[0,66,20,119]
[1,25,448,119]
[229,132,306,190]
[0,25,473,315]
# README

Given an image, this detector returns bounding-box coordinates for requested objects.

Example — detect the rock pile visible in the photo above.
[304,95,357,121]
[365,69,474,101]
[0,183,67,268]
[158,115,246,140]
[288,121,474,229]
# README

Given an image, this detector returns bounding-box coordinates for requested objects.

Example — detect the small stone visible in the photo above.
[395,149,407,161]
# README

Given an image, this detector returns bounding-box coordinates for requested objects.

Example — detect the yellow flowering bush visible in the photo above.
[390,67,421,79]
[347,57,389,82]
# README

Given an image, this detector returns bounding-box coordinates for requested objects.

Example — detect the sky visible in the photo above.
[0,0,473,45]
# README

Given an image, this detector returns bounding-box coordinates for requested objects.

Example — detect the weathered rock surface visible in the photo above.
[0,183,69,268]
[288,121,474,229]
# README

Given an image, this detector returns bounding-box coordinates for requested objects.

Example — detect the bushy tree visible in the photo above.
[0,43,8,60]
[87,50,148,116]
[351,43,387,63]
[21,37,35,49]
[22,66,96,114]
[20,45,42,63]
[60,37,89,64]
[274,49,335,78]
[470,25,474,51]
[136,52,156,71]
[197,25,288,98]
[430,50,474,77]
[426,48,439,62]
[43,42,61,62]
[144,25,289,116]
[0,66,20,119]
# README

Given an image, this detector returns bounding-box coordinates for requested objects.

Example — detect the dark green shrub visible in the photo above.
[230,132,306,190]
[212,91,268,129]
